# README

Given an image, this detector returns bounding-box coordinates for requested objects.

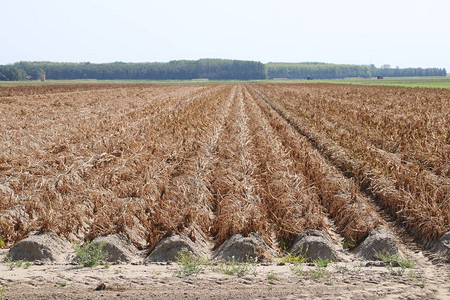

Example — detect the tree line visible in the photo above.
[266,62,447,79]
[0,59,266,81]
[0,60,446,81]
[266,62,371,79]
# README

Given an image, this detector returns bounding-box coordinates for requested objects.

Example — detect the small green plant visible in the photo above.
[174,252,204,277]
[57,281,67,288]
[336,266,348,274]
[103,263,110,269]
[0,236,5,248]
[4,256,14,270]
[352,265,362,273]
[290,262,306,276]
[374,250,415,268]
[267,284,273,291]
[279,252,307,264]
[398,259,415,269]
[374,250,415,277]
[310,267,328,279]
[387,265,405,276]
[342,238,356,250]
[115,269,121,274]
[73,241,107,267]
[4,259,30,270]
[218,257,257,278]
[266,273,277,281]
[0,285,7,300]
[313,258,332,268]
[0,285,6,300]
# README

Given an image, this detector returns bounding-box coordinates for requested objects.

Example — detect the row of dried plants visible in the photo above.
[247,86,383,244]
[0,84,224,247]
[253,84,449,241]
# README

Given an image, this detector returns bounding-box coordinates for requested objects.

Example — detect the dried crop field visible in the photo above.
[0,83,449,254]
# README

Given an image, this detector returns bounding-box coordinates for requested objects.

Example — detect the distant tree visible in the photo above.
[0,66,28,81]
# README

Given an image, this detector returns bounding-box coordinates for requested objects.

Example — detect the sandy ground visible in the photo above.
[0,250,448,300]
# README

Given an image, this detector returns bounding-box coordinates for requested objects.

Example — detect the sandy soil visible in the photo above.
[0,250,448,300]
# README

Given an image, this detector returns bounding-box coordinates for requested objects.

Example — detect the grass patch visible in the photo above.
[290,262,306,276]
[336,266,349,274]
[216,257,258,278]
[387,265,405,276]
[311,267,328,279]
[0,285,7,300]
[315,76,450,89]
[375,250,415,277]
[374,250,415,268]
[266,273,278,281]
[279,252,307,264]
[73,241,107,268]
[342,238,356,250]
[313,258,332,268]
[290,257,331,279]
[3,256,31,270]
[174,252,205,277]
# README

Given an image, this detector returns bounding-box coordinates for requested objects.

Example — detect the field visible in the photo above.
[1,76,449,90]
[317,76,450,89]
[0,83,449,298]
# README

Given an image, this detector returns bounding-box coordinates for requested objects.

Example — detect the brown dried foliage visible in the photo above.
[253,83,449,241]
[1,83,446,252]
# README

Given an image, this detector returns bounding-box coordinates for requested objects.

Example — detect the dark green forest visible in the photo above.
[266,63,447,79]
[0,60,446,81]
[0,60,266,81]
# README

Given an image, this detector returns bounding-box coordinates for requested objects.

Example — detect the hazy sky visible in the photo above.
[2,0,449,70]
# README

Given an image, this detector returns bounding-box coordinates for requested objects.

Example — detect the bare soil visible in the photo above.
[1,249,449,300]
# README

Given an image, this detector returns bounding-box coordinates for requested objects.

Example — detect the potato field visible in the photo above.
[0,83,449,255]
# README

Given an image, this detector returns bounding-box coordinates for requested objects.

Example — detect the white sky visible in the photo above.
[1,0,449,70]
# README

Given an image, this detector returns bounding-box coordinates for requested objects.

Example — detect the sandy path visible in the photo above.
[0,248,448,299]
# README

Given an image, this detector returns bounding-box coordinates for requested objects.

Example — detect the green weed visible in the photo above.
[23,262,32,269]
[174,252,204,277]
[290,262,306,276]
[279,252,307,264]
[342,238,356,250]
[374,250,414,267]
[336,266,349,274]
[73,241,107,267]
[313,258,332,268]
[217,257,257,278]
[0,285,7,300]
[387,265,405,276]
[374,250,415,277]
[267,273,277,281]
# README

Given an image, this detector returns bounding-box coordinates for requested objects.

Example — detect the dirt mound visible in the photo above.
[8,232,73,264]
[290,230,343,261]
[146,235,205,262]
[354,227,398,260]
[437,231,450,262]
[92,234,141,264]
[213,233,272,262]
